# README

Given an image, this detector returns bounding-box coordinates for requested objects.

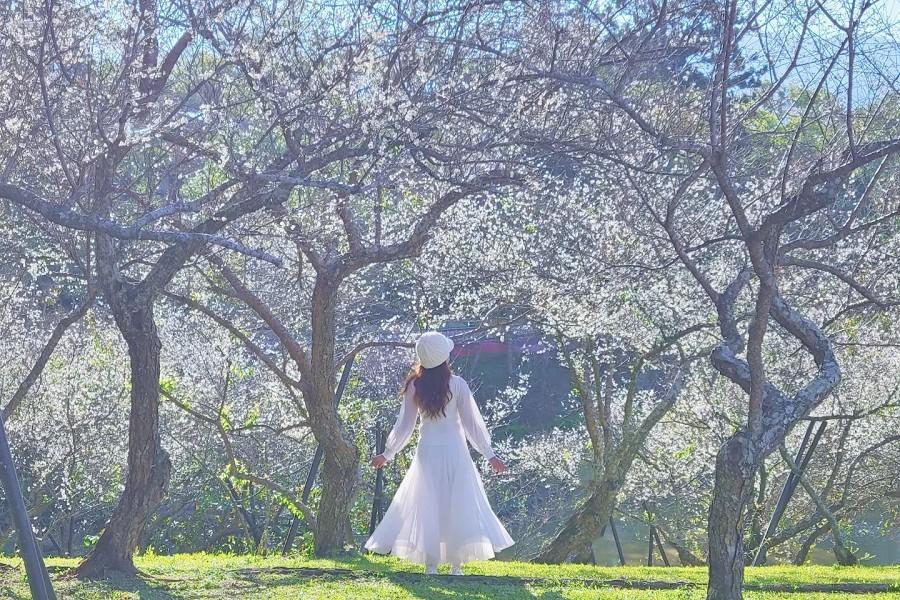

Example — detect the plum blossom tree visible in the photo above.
[1,0,897,588]
[500,1,900,596]
[0,0,402,574]
[755,342,900,565]
[154,0,529,555]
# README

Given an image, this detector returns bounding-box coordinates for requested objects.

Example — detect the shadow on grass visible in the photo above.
[53,572,183,600]
[0,567,184,600]
[236,565,566,600]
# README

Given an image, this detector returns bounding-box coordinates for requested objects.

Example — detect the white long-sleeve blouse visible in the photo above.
[381,375,496,461]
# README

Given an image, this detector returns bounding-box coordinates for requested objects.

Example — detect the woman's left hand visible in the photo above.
[371,454,388,469]
[488,456,506,474]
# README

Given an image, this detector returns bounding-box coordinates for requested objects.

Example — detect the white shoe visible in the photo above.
[425,564,438,575]
[450,565,463,576]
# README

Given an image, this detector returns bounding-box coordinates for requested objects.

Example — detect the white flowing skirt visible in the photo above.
[364,442,514,565]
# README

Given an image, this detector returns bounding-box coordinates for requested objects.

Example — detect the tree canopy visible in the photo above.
[0,0,898,598]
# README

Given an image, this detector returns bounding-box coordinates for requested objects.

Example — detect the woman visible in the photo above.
[365,331,514,575]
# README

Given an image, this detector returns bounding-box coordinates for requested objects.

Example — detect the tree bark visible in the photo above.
[657,526,705,566]
[308,276,360,556]
[75,297,171,577]
[707,432,757,600]
[534,479,618,563]
[793,522,828,565]
[745,463,767,562]
[831,538,858,566]
[314,450,359,554]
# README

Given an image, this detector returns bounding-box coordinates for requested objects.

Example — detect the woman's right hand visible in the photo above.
[371,454,388,469]
[488,456,506,474]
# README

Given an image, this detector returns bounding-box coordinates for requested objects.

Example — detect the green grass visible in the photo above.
[0,553,896,599]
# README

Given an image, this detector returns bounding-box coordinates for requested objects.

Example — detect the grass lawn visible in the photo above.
[0,553,896,599]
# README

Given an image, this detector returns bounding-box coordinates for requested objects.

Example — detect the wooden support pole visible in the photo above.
[608,517,626,566]
[642,501,656,567]
[752,421,826,565]
[652,526,670,567]
[0,416,56,599]
[368,426,386,535]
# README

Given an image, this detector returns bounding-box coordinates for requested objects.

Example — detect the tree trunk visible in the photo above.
[657,527,705,566]
[308,275,360,556]
[313,450,359,555]
[571,546,595,564]
[793,522,828,565]
[535,479,617,563]
[745,463,767,561]
[76,299,171,578]
[707,432,757,600]
[831,535,858,566]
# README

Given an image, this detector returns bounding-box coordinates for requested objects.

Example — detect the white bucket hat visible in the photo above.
[415,331,455,369]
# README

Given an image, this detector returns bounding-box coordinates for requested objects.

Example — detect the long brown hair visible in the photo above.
[403,361,452,419]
